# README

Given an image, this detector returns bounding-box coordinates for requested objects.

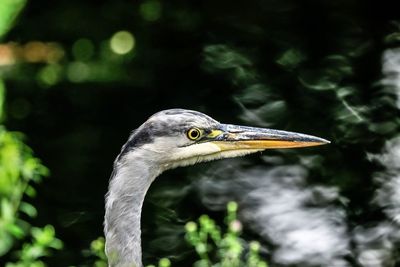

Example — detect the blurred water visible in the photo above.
[354,135,400,267]
[353,48,400,267]
[197,162,350,266]
[381,48,400,107]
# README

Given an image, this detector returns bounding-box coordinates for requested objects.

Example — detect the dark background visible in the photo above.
[2,0,400,266]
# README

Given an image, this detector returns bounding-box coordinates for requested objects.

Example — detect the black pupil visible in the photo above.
[190,130,199,139]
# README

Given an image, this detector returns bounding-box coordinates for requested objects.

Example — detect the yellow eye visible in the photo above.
[187,128,202,140]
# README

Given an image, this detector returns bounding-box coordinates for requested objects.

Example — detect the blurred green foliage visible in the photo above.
[1,2,63,266]
[89,202,268,267]
[87,237,107,267]
[0,96,63,265]
[0,106,63,266]
[5,225,63,267]
[185,201,267,267]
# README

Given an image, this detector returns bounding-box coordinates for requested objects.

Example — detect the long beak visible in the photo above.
[208,124,330,151]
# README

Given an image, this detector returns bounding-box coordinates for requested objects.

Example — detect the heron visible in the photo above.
[104,109,329,267]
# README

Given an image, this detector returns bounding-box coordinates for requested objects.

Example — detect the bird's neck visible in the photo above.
[104,152,162,267]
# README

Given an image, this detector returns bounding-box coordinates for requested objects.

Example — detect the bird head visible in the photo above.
[118,109,329,171]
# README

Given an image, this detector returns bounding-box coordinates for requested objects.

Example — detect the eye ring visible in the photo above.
[187,128,202,140]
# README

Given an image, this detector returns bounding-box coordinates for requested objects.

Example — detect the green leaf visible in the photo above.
[25,185,37,198]
[20,243,45,260]
[31,225,55,246]
[158,258,171,267]
[49,238,63,250]
[20,202,37,218]
[0,0,27,38]
[1,199,14,221]
[0,233,13,256]
[6,223,24,239]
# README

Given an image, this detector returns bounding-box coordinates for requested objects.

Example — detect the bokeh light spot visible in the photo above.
[139,0,162,22]
[24,41,47,62]
[67,62,90,83]
[110,31,135,55]
[0,44,15,65]
[37,64,62,87]
[72,38,94,61]
[46,43,65,63]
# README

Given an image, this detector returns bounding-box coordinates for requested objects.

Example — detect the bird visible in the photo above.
[104,108,329,267]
